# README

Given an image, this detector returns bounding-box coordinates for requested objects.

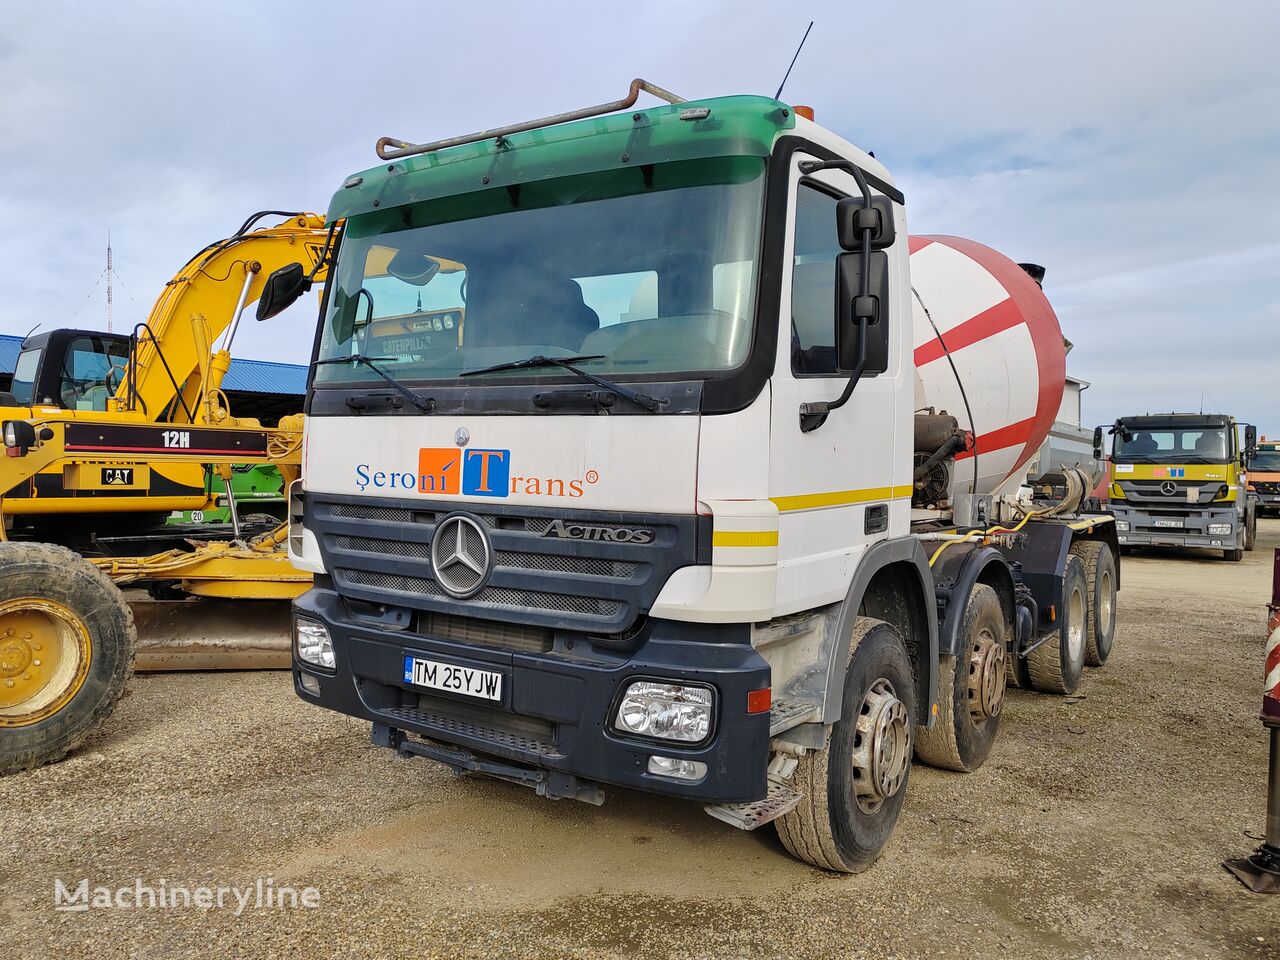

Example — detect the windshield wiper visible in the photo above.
[460,354,664,413]
[314,355,435,414]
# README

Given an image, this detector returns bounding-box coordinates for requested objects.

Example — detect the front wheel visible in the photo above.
[1224,547,1244,562]
[775,618,916,873]
[0,542,135,774]
[1246,512,1257,551]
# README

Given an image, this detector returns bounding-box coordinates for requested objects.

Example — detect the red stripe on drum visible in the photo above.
[908,236,935,254]
[913,297,1023,367]
[954,417,1037,461]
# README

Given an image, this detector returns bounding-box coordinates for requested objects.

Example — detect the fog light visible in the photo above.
[298,672,321,695]
[647,755,708,781]
[1208,523,1231,535]
[1114,520,1129,532]
[294,618,334,669]
[614,681,713,743]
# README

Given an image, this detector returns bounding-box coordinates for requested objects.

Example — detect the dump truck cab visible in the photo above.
[1103,413,1257,560]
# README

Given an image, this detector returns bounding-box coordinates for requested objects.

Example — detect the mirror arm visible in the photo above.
[800,316,869,433]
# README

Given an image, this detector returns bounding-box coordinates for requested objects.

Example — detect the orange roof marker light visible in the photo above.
[792,105,815,121]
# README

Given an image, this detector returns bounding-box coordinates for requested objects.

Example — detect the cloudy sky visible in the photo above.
[2,1,1276,429]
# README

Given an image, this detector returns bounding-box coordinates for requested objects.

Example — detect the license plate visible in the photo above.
[1153,519,1184,528]
[403,655,502,701]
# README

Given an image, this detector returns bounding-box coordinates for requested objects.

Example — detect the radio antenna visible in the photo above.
[774,20,815,101]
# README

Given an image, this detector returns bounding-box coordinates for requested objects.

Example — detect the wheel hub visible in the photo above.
[966,627,1007,722]
[851,678,910,814]
[0,599,92,725]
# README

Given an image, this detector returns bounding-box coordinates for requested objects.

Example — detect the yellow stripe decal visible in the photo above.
[771,485,914,513]
[712,530,780,548]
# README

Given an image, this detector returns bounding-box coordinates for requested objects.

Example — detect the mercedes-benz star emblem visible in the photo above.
[1160,481,1178,496]
[431,514,491,598]
[455,427,470,448]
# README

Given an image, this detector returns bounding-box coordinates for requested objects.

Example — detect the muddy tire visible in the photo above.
[0,542,135,775]
[775,618,915,873]
[1025,555,1088,695]
[1224,547,1244,562]
[915,584,1008,772]
[1069,540,1117,667]
[1246,511,1257,551]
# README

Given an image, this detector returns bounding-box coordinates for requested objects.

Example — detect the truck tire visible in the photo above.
[1069,540,1117,667]
[1246,511,1257,551]
[1025,555,1087,695]
[1224,547,1244,562]
[0,542,135,775]
[914,584,1007,772]
[775,617,915,873]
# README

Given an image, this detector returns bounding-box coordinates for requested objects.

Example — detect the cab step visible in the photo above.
[704,776,802,831]
[768,698,821,736]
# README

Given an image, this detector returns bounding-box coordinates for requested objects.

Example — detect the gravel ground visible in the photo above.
[4,522,1280,959]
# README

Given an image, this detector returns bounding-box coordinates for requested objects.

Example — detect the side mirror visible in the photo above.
[256,263,312,321]
[835,250,890,374]
[836,196,896,251]
[1092,426,1103,460]
[1245,424,1258,464]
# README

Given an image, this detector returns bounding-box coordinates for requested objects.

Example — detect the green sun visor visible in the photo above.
[327,95,795,224]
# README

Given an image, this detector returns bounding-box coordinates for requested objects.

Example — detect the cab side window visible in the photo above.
[791,184,843,375]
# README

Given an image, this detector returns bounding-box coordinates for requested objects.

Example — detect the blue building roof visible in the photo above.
[0,334,306,395]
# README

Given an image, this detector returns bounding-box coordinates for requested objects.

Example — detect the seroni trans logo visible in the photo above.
[355,446,599,500]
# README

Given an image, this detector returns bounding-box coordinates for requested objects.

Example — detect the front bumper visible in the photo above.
[1112,504,1242,549]
[292,585,772,804]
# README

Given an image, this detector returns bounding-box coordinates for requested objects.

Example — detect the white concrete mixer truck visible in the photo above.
[270,83,1119,873]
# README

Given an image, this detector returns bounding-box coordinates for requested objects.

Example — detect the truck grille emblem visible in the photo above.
[1159,481,1177,496]
[431,514,491,598]
[455,427,470,447]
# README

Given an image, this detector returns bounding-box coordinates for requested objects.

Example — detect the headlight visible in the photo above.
[294,618,335,669]
[2,422,15,447]
[1208,523,1231,535]
[614,681,714,743]
[1115,520,1129,531]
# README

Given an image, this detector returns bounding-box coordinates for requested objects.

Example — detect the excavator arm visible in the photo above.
[115,211,332,426]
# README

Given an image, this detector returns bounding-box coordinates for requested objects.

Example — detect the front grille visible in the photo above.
[1118,480,1223,505]
[331,503,414,523]
[387,696,557,755]
[339,535,637,579]
[419,612,552,653]
[1255,481,1280,494]
[311,494,703,633]
[340,568,623,618]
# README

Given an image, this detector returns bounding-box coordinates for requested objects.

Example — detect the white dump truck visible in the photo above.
[271,81,1120,872]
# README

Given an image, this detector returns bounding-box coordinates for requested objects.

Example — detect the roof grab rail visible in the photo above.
[375,79,686,162]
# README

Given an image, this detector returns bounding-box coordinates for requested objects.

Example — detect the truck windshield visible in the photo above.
[1252,449,1280,472]
[314,156,765,385]
[1113,425,1231,463]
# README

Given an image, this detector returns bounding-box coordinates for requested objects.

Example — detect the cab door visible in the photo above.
[768,152,913,616]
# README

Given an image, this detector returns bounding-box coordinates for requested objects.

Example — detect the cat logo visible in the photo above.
[101,467,134,486]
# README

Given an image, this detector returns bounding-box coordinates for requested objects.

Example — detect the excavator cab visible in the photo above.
[1,329,131,413]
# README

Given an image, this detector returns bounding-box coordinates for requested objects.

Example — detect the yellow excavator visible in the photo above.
[0,212,332,773]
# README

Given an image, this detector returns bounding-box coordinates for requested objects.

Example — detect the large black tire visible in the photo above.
[775,618,916,873]
[1246,511,1257,552]
[0,542,135,775]
[914,584,1008,772]
[1025,555,1088,695]
[1069,540,1117,667]
[1224,547,1244,562]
